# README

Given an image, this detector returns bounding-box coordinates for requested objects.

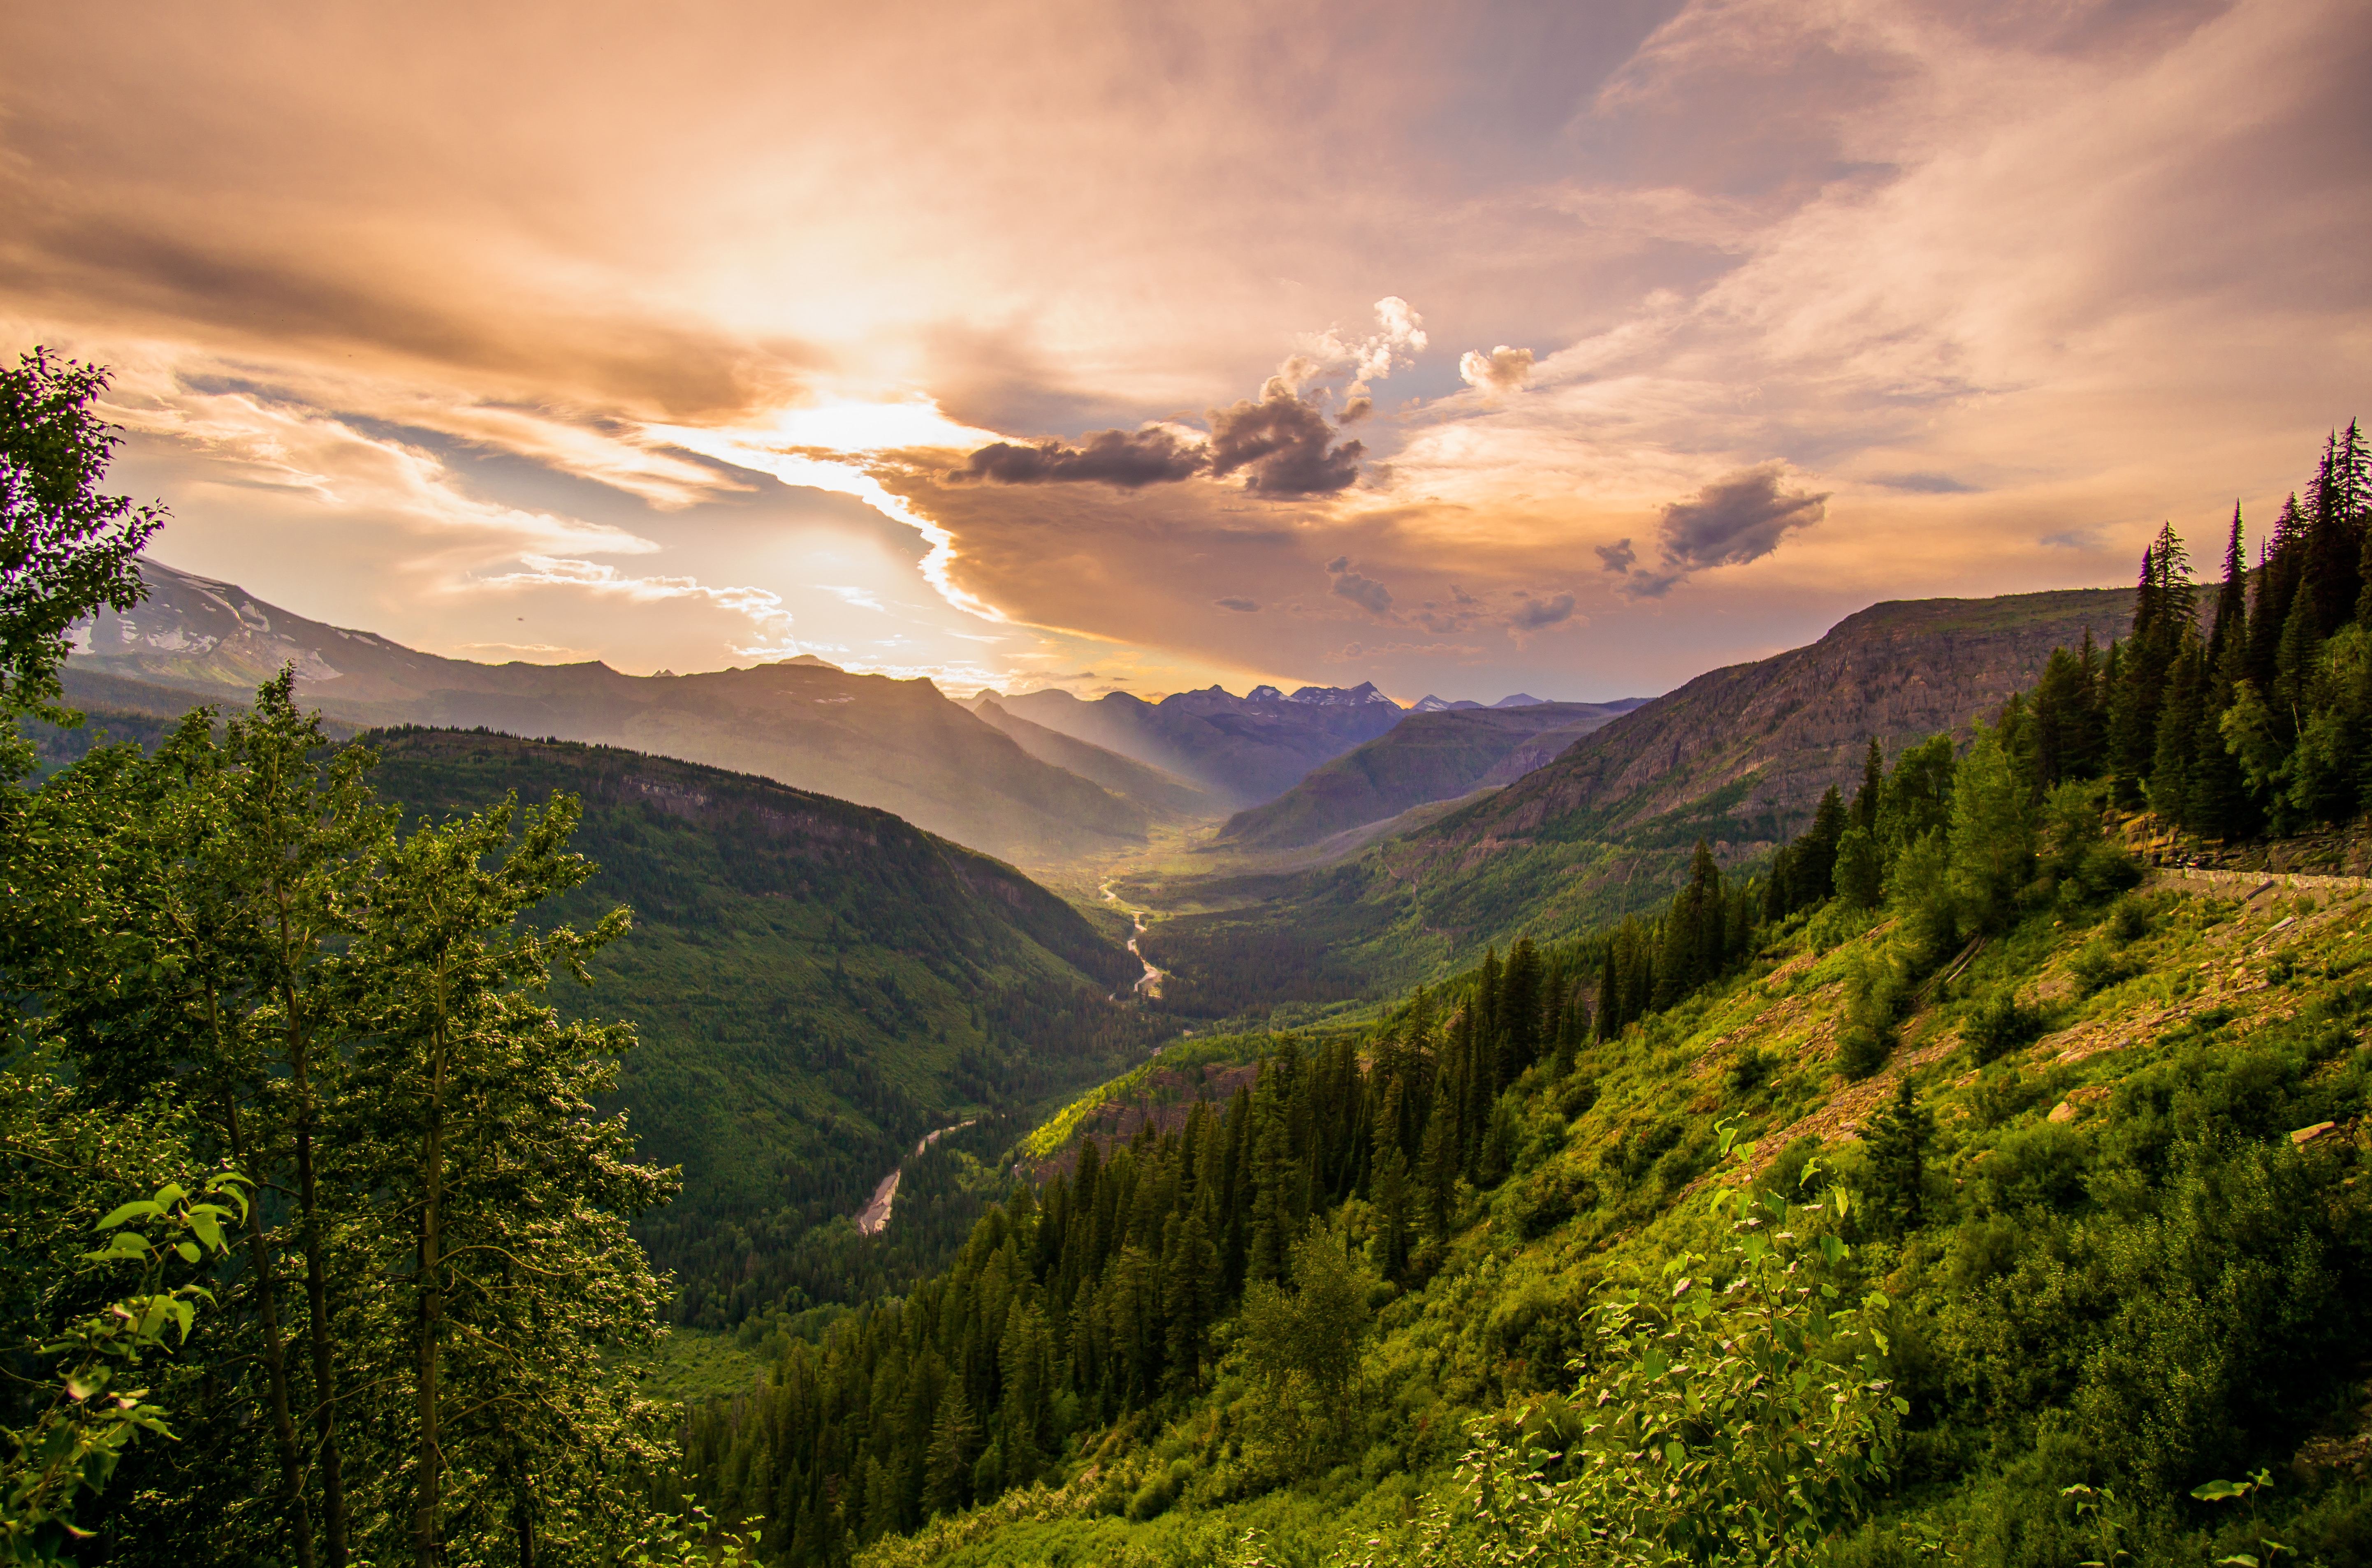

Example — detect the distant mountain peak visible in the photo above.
[1492,693,1546,708]
[1285,681,1396,707]
[1245,683,1285,702]
[782,653,842,670]
[1412,694,1484,712]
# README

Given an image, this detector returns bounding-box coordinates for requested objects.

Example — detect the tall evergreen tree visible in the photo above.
[2306,431,2367,637]
[2208,504,2248,665]
[2149,636,2209,831]
[1787,787,1849,911]
[1863,1079,1934,1237]
[2247,494,2306,693]
[1853,737,1883,831]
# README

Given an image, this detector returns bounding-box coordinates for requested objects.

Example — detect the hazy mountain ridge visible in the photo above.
[965,697,1220,818]
[996,681,1409,807]
[70,560,1171,869]
[1215,699,1646,852]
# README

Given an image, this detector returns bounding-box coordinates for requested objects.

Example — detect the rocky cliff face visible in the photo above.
[1399,588,2134,864]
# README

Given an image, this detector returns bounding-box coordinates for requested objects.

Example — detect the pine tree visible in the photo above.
[923,1379,978,1516]
[2247,495,2305,693]
[1498,938,1543,1084]
[1368,1146,1411,1283]
[1946,724,2034,934]
[2208,504,2248,665]
[2032,644,2098,786]
[1653,843,1723,1008]
[1592,946,1618,1042]
[2307,431,2366,636]
[2193,624,2257,842]
[1788,787,1849,910]
[1415,1096,1455,1249]
[1862,1079,1934,1237]
[2108,526,2196,801]
[1832,825,1883,909]
[2149,636,2209,831]
[1853,737,1883,831]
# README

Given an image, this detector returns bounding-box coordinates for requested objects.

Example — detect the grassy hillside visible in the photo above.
[360,728,1173,1325]
[721,864,2372,1568]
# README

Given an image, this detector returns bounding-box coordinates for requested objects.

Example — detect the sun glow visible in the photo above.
[645,398,1008,623]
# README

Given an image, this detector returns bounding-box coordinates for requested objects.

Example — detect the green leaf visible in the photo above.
[175,1240,200,1263]
[2192,1480,2251,1502]
[93,1201,162,1232]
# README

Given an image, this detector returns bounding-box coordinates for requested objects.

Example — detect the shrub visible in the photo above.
[1727,1045,1779,1094]
[2069,940,2140,995]
[2108,894,2153,943]
[1969,1066,2054,1129]
[1964,990,2047,1063]
[1836,1025,1892,1082]
[1403,1182,1903,1566]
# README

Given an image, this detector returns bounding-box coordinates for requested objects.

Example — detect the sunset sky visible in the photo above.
[3,0,2365,702]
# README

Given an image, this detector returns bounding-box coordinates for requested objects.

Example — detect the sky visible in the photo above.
[2,0,2365,703]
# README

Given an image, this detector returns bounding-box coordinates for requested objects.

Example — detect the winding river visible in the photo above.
[852,1119,977,1237]
[1099,879,1164,1000]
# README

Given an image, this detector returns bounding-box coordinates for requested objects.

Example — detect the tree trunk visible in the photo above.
[223,1089,317,1568]
[278,878,352,1567]
[292,1035,352,1566]
[412,1007,449,1568]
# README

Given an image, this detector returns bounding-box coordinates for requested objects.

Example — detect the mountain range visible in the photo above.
[1410,693,1549,711]
[72,560,1206,869]
[1134,586,2136,1007]
[989,681,1410,807]
[1215,698,1648,851]
[79,561,1565,869]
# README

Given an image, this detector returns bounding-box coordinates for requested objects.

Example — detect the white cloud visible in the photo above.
[1458,345,1535,392]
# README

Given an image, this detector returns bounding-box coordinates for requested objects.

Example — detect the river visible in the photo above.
[852,1119,978,1237]
[1099,879,1164,1000]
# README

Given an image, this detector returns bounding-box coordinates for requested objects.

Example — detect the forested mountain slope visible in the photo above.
[69,560,1165,868]
[682,850,2372,1568]
[1215,699,1641,851]
[360,728,1166,1325]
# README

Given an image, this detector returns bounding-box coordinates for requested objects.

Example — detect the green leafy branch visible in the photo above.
[0,1172,248,1566]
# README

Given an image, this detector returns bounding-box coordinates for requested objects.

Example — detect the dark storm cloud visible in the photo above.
[1214,595,1259,611]
[1508,592,1575,631]
[1326,555,1395,616]
[954,389,1363,496]
[1207,392,1365,495]
[1657,463,1827,570]
[958,426,1206,488]
[1595,537,1638,574]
